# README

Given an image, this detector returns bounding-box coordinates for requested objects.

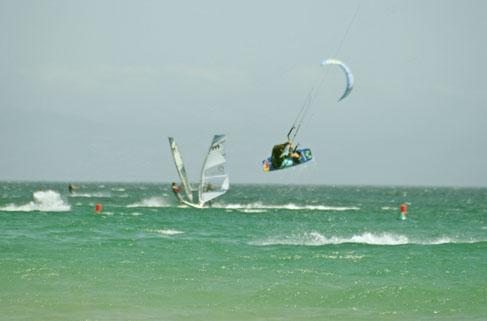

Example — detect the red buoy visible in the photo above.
[400,203,408,220]
[95,203,103,213]
[400,203,408,214]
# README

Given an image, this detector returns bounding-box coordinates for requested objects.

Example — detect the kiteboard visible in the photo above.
[262,148,313,172]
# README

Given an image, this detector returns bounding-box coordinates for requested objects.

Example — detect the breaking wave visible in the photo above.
[127,197,170,208]
[0,190,71,212]
[70,192,112,198]
[251,232,478,247]
[214,202,359,211]
[238,209,268,213]
[148,229,184,236]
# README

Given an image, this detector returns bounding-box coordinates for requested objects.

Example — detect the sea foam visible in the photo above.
[0,190,71,212]
[148,229,184,236]
[252,232,470,247]
[215,202,359,211]
[69,192,111,198]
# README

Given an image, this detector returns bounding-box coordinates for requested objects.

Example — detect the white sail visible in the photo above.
[198,135,229,204]
[168,137,193,202]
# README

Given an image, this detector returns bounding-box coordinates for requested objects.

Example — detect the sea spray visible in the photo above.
[127,197,171,208]
[0,190,70,212]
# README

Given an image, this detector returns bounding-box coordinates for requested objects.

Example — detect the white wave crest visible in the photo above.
[214,202,359,211]
[148,229,184,236]
[426,237,455,245]
[127,197,170,208]
[0,190,71,212]
[239,209,268,213]
[252,232,467,247]
[70,192,111,198]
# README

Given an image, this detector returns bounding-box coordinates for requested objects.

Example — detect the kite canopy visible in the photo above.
[321,59,354,102]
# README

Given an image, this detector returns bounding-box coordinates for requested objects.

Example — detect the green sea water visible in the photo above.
[1,182,486,320]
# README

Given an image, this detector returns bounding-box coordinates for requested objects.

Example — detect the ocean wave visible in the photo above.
[251,232,478,247]
[214,202,359,211]
[148,229,184,236]
[238,209,268,213]
[70,192,112,198]
[0,190,71,212]
[127,197,170,208]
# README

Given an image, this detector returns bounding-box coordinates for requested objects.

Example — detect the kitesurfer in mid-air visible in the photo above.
[271,139,300,169]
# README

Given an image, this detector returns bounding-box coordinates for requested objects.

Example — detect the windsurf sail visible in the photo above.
[168,137,193,202]
[198,135,229,205]
[321,59,354,102]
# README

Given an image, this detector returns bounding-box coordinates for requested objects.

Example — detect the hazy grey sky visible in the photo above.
[1,0,486,186]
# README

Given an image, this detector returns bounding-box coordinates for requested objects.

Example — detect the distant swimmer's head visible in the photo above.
[172,182,176,186]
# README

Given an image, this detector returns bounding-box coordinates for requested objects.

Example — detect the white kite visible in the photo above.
[321,59,354,102]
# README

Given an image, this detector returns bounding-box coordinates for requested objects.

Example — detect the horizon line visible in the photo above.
[1,179,486,189]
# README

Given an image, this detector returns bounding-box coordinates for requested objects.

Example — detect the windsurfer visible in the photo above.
[171,182,183,204]
[68,184,77,194]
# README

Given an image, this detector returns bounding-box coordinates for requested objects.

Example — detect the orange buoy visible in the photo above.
[95,203,103,213]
